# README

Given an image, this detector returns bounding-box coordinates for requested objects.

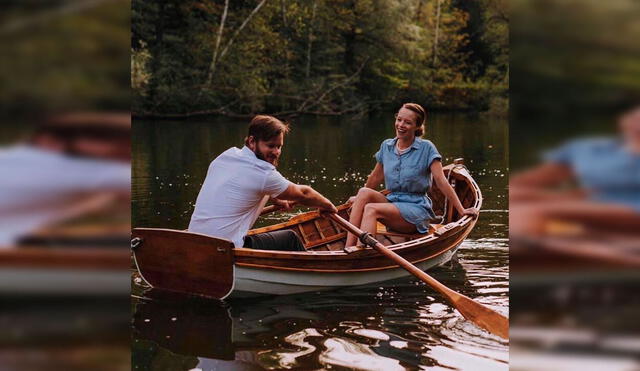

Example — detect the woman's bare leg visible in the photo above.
[346,187,389,246]
[359,203,416,246]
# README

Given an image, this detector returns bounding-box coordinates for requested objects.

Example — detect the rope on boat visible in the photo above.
[131,237,143,250]
[435,160,466,224]
[130,237,155,289]
[436,165,456,223]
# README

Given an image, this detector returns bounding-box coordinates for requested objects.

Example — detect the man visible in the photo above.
[0,112,130,246]
[188,115,337,251]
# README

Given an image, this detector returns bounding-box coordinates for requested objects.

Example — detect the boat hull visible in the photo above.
[232,244,459,296]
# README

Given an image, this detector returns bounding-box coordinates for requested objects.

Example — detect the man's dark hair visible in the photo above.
[245,115,290,145]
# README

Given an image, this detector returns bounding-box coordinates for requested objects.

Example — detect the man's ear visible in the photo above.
[246,135,256,150]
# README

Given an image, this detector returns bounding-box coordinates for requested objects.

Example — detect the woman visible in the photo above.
[345,103,479,247]
[510,106,640,236]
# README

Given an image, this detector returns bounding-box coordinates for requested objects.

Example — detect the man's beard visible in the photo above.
[253,147,278,166]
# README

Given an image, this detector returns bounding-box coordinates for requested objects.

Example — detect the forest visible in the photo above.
[132,0,509,117]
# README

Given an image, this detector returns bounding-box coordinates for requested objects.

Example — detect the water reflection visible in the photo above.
[132,239,508,370]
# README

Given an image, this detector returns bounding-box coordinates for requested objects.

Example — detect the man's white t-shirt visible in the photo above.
[188,146,291,248]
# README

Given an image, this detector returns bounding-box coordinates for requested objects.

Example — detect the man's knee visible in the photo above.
[281,229,299,241]
[278,230,306,251]
[245,230,305,251]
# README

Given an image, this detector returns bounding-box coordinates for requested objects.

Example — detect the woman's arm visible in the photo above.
[364,163,384,189]
[431,160,478,217]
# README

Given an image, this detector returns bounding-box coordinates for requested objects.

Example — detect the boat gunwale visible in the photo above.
[235,223,474,272]
[235,218,472,259]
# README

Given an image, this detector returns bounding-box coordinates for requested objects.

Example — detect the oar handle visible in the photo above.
[260,202,298,216]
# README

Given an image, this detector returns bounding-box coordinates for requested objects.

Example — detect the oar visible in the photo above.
[326,212,509,339]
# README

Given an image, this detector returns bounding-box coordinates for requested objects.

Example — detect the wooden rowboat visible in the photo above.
[510,223,640,286]
[132,162,482,299]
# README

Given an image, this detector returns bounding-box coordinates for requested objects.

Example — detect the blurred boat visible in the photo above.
[0,112,131,296]
[132,162,481,299]
[0,190,131,296]
[511,220,640,285]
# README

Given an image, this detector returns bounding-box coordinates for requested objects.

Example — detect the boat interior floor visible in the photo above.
[304,222,442,252]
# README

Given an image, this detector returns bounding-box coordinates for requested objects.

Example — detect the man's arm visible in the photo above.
[268,196,295,211]
[277,184,338,213]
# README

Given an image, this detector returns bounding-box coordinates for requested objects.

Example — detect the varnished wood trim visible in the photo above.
[296,224,309,245]
[313,220,326,239]
[307,232,348,249]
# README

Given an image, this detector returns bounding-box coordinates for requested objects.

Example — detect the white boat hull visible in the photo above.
[231,245,459,297]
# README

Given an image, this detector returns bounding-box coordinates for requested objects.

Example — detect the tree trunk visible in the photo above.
[147,1,166,110]
[218,0,268,61]
[305,0,317,78]
[432,0,442,67]
[415,0,423,23]
[204,0,267,90]
[204,0,229,89]
[281,0,288,28]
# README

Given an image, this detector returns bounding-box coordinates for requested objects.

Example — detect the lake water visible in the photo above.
[131,111,509,370]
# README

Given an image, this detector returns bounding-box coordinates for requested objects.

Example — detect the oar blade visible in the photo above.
[454,294,509,339]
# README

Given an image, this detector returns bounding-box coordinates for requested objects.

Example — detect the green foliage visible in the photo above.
[1,0,131,117]
[511,0,639,115]
[132,0,509,116]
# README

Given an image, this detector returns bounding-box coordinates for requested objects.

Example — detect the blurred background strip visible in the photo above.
[510,0,640,370]
[0,1,130,370]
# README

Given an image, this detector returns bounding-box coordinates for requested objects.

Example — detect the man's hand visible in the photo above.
[271,198,295,211]
[319,201,338,214]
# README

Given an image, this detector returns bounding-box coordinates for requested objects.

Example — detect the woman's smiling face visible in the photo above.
[395,107,419,140]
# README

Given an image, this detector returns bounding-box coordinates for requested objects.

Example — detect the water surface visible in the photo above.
[132,112,509,370]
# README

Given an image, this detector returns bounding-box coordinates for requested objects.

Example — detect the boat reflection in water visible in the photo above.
[132,259,508,371]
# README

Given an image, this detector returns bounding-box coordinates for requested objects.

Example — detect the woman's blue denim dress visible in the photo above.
[375,137,442,233]
[544,137,640,212]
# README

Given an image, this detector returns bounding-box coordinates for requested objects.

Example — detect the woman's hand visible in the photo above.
[462,207,479,218]
[347,196,357,204]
